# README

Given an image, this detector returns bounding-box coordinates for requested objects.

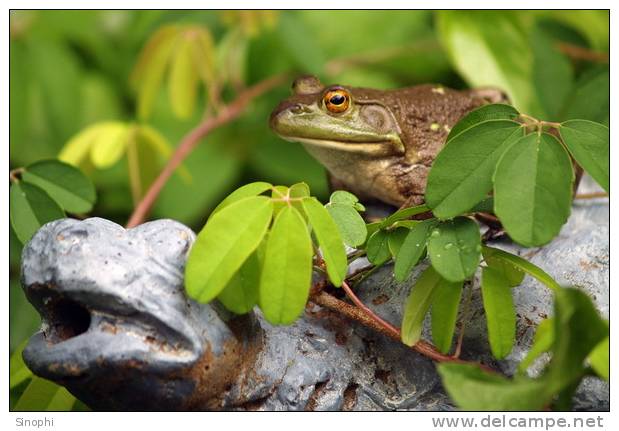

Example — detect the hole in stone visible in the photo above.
[48,298,91,343]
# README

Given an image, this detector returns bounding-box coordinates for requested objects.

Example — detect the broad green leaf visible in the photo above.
[185,196,273,303]
[59,122,106,166]
[380,204,429,228]
[588,336,609,381]
[89,122,130,168]
[483,248,524,287]
[436,11,544,116]
[545,288,608,392]
[301,197,347,286]
[21,159,96,213]
[401,266,442,346]
[330,190,359,206]
[217,249,261,315]
[438,363,550,411]
[470,197,494,214]
[447,104,519,142]
[326,203,367,247]
[561,66,609,126]
[10,183,65,245]
[549,10,609,51]
[431,279,463,353]
[559,120,609,193]
[519,318,555,373]
[14,377,76,411]
[168,36,199,119]
[131,25,178,120]
[531,23,573,120]
[277,12,325,74]
[494,133,574,246]
[426,120,522,219]
[259,206,313,325]
[290,182,311,198]
[427,217,481,282]
[481,267,516,359]
[394,219,437,282]
[387,227,409,258]
[482,246,560,291]
[365,230,391,266]
[10,341,32,390]
[211,182,272,215]
[271,185,290,215]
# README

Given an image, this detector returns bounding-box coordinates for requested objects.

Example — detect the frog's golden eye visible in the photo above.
[323,89,350,113]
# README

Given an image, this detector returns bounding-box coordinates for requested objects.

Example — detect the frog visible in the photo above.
[270,75,507,207]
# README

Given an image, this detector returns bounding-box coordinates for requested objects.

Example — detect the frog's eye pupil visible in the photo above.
[330,94,346,105]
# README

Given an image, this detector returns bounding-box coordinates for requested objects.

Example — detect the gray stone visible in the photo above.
[20,177,608,411]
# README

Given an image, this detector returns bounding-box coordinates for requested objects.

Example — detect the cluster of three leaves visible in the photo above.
[426,104,609,247]
[10,160,96,245]
[185,182,349,325]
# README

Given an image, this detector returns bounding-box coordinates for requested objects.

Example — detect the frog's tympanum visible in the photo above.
[270,76,507,207]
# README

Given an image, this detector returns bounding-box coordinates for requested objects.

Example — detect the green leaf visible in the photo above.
[494,132,574,246]
[21,159,96,213]
[481,267,516,359]
[217,249,262,314]
[394,219,437,282]
[185,196,273,303]
[559,120,609,193]
[545,288,608,392]
[168,36,199,119]
[438,363,550,411]
[531,23,573,120]
[277,12,325,74]
[14,377,76,411]
[365,230,391,266]
[58,123,105,166]
[560,66,609,125]
[329,190,359,206]
[10,341,32,390]
[301,197,348,287]
[431,279,463,354]
[470,197,494,214]
[436,11,544,116]
[519,318,555,373]
[10,183,65,245]
[401,266,442,346]
[482,246,560,291]
[447,104,519,142]
[290,182,311,198]
[427,217,481,282]
[588,336,609,381]
[89,122,130,168]
[211,182,272,215]
[131,25,178,120]
[271,185,290,215]
[426,120,522,219]
[387,227,410,258]
[483,249,524,287]
[380,204,429,228]
[258,206,313,325]
[326,203,367,247]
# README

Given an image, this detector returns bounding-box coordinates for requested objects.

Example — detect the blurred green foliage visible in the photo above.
[9,10,608,362]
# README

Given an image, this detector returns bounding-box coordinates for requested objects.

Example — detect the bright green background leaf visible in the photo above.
[185,196,273,303]
[431,279,463,353]
[259,206,313,325]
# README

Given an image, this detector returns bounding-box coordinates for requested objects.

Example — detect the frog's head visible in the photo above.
[270,76,404,156]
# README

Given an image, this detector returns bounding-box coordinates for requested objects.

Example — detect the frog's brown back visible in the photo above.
[381,85,500,164]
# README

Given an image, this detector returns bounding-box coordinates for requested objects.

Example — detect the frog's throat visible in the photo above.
[279,135,405,156]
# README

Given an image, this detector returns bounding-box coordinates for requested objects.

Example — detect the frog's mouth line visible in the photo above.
[279,136,402,155]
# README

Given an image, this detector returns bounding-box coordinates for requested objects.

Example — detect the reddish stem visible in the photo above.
[314,282,495,372]
[126,74,288,228]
